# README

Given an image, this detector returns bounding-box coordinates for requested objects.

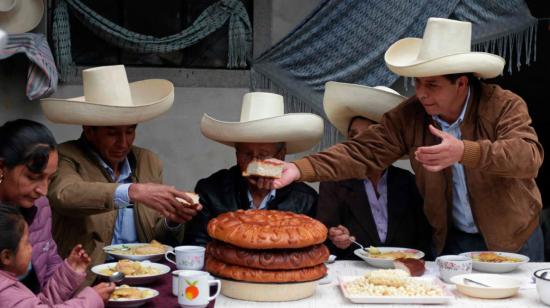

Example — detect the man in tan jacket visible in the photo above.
[41,66,201,281]
[259,18,544,260]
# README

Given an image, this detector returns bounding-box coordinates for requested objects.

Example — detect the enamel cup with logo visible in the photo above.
[436,255,472,283]
[177,270,221,308]
[165,246,205,270]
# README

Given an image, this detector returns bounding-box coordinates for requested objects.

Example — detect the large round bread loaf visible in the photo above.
[207,241,329,270]
[207,209,327,249]
[205,257,327,283]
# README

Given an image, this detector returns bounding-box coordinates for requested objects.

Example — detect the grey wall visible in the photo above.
[0,1,322,191]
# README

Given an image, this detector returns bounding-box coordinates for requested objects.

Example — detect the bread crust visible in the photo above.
[205,257,327,283]
[207,210,328,249]
[207,241,329,270]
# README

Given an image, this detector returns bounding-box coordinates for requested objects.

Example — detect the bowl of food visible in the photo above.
[450,273,521,299]
[92,260,170,285]
[107,285,158,307]
[104,240,173,261]
[534,268,550,306]
[459,251,529,273]
[354,246,424,268]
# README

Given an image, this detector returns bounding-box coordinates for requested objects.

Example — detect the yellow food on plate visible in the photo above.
[100,260,161,276]
[366,246,418,260]
[345,269,444,297]
[472,252,522,263]
[109,240,167,256]
[110,285,154,300]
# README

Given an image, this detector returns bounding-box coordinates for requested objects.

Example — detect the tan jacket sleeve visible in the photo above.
[48,155,118,216]
[461,93,544,178]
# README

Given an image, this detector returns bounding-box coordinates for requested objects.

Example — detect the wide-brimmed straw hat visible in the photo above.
[384,17,505,78]
[323,81,406,136]
[0,0,44,34]
[200,92,324,154]
[41,65,174,126]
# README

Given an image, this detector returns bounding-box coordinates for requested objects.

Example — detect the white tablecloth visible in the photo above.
[214,261,550,307]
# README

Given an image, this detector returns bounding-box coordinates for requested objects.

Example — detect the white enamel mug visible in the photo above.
[172,269,214,296]
[165,245,205,270]
[177,270,221,308]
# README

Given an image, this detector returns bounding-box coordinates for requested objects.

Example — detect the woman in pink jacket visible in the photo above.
[0,119,62,292]
[0,119,107,295]
[0,204,114,307]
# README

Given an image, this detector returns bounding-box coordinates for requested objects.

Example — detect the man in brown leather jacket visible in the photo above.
[259,18,545,261]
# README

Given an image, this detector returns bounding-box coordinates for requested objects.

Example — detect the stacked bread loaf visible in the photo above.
[205,209,329,283]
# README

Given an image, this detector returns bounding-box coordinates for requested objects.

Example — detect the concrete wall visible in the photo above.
[0,1,322,190]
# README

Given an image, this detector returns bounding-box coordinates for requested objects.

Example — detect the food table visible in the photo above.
[125,260,550,307]
[217,261,549,307]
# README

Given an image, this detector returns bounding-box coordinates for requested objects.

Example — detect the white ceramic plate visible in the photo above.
[107,287,159,307]
[459,251,529,273]
[339,275,453,304]
[450,273,521,299]
[354,247,425,268]
[103,243,173,261]
[92,261,170,285]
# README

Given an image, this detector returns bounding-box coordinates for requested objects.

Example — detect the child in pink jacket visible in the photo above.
[0,204,115,307]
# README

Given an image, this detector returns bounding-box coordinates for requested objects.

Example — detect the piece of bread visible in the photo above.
[207,210,328,249]
[175,192,200,207]
[242,159,283,179]
[393,258,425,277]
[206,241,329,270]
[205,256,327,283]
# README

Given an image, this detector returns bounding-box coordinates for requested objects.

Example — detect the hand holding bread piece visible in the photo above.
[243,159,284,179]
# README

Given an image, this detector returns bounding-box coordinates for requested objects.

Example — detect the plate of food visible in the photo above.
[339,269,453,304]
[103,240,173,261]
[459,251,529,273]
[92,260,170,285]
[107,285,159,307]
[354,246,424,268]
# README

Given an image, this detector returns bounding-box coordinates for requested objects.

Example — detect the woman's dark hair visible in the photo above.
[347,116,371,133]
[0,204,26,257]
[0,119,57,173]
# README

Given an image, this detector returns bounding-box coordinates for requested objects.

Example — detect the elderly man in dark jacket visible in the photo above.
[183,92,323,246]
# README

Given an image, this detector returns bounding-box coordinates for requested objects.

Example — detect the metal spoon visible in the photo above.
[463,277,491,287]
[351,240,365,251]
[109,271,125,285]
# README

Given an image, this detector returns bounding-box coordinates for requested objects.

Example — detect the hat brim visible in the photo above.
[200,113,324,154]
[323,81,406,136]
[40,79,174,126]
[384,38,505,78]
[0,0,44,34]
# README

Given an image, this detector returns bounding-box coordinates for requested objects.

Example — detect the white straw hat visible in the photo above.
[0,0,44,34]
[201,92,324,154]
[384,17,505,78]
[323,81,406,135]
[41,65,174,126]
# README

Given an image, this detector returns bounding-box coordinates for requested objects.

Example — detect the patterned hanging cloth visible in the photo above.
[0,33,59,101]
[52,0,252,81]
[252,0,537,149]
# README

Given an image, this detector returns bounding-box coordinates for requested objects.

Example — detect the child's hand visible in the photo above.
[92,282,116,303]
[66,244,91,274]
